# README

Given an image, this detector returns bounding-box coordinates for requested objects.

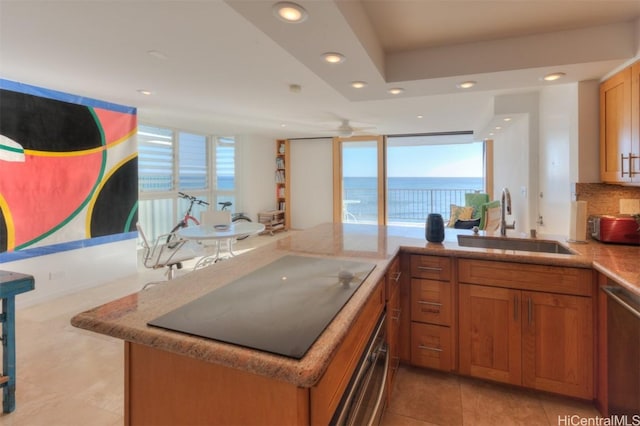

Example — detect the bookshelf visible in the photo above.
[275,139,290,230]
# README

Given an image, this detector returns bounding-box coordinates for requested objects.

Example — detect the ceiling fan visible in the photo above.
[331,119,376,137]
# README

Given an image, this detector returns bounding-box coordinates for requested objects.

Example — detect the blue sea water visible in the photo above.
[344,176,484,224]
[345,176,483,190]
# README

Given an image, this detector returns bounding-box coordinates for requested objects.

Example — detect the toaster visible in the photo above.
[588,215,640,245]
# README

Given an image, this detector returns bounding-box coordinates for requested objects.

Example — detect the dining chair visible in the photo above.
[136,222,203,280]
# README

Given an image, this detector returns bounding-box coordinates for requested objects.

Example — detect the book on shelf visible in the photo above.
[276,157,285,169]
[275,170,285,183]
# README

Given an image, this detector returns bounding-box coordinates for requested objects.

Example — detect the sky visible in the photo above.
[343,141,484,178]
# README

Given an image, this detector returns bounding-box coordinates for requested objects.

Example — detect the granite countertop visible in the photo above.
[71,223,640,388]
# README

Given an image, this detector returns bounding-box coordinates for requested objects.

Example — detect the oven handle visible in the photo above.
[367,343,390,426]
[602,286,640,320]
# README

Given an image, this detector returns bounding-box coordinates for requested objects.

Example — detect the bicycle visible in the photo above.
[218,201,252,240]
[167,192,209,247]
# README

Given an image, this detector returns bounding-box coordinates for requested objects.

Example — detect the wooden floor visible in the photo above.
[1,231,599,426]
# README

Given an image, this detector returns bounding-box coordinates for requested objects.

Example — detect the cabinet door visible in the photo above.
[459,284,522,385]
[522,291,593,399]
[631,62,640,183]
[386,286,401,402]
[600,67,632,183]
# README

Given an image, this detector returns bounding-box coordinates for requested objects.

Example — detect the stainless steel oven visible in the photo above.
[331,313,389,426]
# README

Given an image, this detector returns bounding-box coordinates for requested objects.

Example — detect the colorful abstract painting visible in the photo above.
[0,80,138,260]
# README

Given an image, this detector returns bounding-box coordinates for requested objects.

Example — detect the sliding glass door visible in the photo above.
[332,133,489,227]
[333,136,384,225]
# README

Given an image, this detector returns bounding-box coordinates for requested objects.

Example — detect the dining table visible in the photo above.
[178,222,266,267]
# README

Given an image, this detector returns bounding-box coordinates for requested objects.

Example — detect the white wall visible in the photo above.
[489,82,599,237]
[493,92,540,233]
[236,135,277,219]
[492,117,530,234]
[539,84,576,235]
[290,138,333,229]
[2,239,137,308]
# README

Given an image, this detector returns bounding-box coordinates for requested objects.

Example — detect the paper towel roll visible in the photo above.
[569,201,587,242]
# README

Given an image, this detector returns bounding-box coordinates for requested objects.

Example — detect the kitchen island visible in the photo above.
[71,223,639,424]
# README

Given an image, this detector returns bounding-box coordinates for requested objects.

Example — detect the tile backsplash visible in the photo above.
[575,183,640,216]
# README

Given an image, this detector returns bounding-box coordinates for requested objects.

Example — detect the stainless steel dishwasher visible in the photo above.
[602,285,640,416]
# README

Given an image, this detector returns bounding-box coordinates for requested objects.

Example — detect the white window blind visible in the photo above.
[138,125,174,192]
[178,132,207,190]
[216,137,235,190]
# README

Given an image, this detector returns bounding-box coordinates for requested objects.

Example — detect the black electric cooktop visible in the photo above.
[148,255,376,359]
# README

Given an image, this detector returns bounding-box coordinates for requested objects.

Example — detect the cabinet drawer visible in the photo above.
[410,256,451,281]
[411,323,453,371]
[458,259,592,296]
[411,279,451,326]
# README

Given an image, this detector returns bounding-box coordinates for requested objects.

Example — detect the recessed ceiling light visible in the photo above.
[543,72,566,81]
[456,80,476,89]
[351,81,367,89]
[322,52,345,64]
[280,123,287,127]
[137,89,153,95]
[388,87,404,95]
[273,2,308,23]
[417,115,424,119]
[503,117,512,122]
[489,132,495,136]
[495,126,502,130]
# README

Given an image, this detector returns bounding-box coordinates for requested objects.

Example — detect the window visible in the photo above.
[386,133,486,226]
[178,132,207,190]
[138,125,173,192]
[214,136,237,207]
[137,127,237,244]
[333,132,489,227]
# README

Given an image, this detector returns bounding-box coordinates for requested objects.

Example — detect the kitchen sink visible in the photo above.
[457,235,576,255]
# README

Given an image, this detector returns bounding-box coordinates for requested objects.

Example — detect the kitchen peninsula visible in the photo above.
[71,223,640,424]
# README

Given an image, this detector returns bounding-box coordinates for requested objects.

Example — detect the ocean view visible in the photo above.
[344,176,484,225]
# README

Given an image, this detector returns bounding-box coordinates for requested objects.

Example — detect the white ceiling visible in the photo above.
[1,0,639,139]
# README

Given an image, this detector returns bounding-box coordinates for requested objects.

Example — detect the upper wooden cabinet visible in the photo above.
[600,63,639,185]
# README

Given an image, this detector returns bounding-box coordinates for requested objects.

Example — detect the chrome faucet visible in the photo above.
[500,188,516,236]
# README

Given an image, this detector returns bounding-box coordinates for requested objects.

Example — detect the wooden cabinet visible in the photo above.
[385,256,401,402]
[409,255,456,371]
[600,62,640,184]
[458,259,594,399]
[125,277,385,425]
[275,139,291,228]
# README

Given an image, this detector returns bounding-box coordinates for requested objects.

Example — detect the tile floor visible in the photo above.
[1,231,601,426]
[383,367,600,426]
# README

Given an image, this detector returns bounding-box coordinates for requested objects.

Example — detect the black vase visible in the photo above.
[425,213,445,243]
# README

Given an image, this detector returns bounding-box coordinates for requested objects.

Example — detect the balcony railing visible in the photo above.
[343,187,479,225]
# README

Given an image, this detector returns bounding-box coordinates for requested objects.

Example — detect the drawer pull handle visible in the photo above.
[418,344,443,352]
[392,272,402,282]
[417,300,442,307]
[417,266,442,272]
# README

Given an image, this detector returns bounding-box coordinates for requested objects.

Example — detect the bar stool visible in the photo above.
[0,270,34,413]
